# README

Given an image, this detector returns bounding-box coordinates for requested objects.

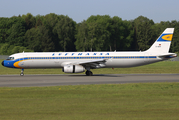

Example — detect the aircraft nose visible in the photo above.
[1,61,4,66]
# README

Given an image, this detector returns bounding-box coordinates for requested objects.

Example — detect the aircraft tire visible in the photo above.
[89,71,93,76]
[86,70,93,76]
[20,73,24,76]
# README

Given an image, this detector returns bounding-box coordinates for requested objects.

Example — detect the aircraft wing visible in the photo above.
[78,59,107,68]
[62,59,107,69]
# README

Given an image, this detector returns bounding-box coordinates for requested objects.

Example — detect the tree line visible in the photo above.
[0,13,179,55]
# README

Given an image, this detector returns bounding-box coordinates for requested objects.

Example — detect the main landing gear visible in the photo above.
[85,70,93,76]
[20,69,24,76]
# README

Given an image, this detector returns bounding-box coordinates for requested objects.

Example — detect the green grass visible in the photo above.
[1,59,179,75]
[0,83,179,120]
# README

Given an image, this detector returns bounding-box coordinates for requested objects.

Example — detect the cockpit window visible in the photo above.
[6,57,14,60]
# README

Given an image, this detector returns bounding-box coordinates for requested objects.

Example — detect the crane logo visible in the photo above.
[162,34,173,41]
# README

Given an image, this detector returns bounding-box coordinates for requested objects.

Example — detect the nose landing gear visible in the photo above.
[20,69,24,76]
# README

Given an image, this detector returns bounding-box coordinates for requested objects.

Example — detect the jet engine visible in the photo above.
[62,65,85,73]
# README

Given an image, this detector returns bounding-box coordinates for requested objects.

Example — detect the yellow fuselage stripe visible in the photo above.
[13,60,24,69]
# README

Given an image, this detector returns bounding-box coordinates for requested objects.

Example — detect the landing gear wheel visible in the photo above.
[20,69,24,76]
[20,73,24,76]
[85,70,93,76]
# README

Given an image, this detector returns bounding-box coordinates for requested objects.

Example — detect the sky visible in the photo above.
[0,0,178,23]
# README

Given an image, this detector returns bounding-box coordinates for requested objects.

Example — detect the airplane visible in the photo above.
[1,28,177,76]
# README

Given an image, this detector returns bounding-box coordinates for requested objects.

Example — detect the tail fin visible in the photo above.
[146,28,174,53]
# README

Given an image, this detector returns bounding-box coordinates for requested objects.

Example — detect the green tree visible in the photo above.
[110,17,133,51]
[24,27,41,51]
[39,26,55,52]
[170,20,179,53]
[24,26,54,52]
[86,15,112,51]
[6,17,26,46]
[0,43,10,55]
[35,15,44,27]
[120,20,134,51]
[75,20,88,51]
[0,18,9,43]
[53,15,76,52]
[22,13,36,30]
[132,16,155,51]
[43,13,60,51]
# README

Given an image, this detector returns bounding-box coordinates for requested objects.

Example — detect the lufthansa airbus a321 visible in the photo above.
[1,28,177,76]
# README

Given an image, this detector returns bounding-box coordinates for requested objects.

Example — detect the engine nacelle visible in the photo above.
[62,65,85,73]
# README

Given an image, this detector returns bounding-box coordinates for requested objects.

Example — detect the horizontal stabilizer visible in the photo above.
[158,53,177,58]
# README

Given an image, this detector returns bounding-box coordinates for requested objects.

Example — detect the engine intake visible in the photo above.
[62,65,85,73]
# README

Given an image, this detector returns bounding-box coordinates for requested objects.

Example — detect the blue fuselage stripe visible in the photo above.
[9,56,157,61]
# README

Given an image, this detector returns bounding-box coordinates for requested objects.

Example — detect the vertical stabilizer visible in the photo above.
[146,28,174,53]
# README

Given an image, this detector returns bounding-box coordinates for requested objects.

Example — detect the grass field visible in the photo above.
[1,59,179,119]
[0,59,179,75]
[0,83,179,120]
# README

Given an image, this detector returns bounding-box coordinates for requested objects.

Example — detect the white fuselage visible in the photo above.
[6,51,163,69]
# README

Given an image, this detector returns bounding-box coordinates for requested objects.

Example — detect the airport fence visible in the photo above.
[171,57,179,61]
[0,55,9,59]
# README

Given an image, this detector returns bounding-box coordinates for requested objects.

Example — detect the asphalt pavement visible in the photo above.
[0,74,179,87]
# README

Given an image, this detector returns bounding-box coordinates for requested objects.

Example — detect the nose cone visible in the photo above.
[1,61,4,66]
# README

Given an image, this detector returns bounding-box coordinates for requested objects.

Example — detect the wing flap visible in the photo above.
[78,59,106,64]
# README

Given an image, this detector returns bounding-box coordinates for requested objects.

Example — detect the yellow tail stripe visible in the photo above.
[162,34,173,41]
